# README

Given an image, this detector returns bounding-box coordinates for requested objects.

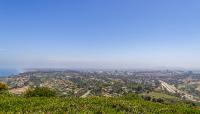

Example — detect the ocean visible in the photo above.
[0,69,19,77]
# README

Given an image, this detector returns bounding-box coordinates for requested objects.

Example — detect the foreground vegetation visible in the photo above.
[0,83,200,113]
[0,94,200,114]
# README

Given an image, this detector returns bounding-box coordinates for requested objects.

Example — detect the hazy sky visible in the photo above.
[0,0,200,69]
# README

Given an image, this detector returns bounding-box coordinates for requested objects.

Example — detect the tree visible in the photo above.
[24,87,56,97]
[0,82,8,91]
[143,96,151,101]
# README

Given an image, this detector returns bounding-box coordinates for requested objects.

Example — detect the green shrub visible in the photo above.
[0,90,12,97]
[142,95,151,101]
[24,87,56,97]
[0,82,8,91]
[0,95,199,113]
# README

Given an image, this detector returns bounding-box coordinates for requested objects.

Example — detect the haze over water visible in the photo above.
[0,69,19,77]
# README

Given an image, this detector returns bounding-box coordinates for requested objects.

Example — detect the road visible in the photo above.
[81,90,91,98]
[159,80,197,102]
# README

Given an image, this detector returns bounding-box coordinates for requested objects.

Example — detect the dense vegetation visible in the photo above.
[0,82,7,90]
[0,82,200,113]
[0,93,200,113]
[24,87,57,97]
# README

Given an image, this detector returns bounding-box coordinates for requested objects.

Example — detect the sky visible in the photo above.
[0,0,200,69]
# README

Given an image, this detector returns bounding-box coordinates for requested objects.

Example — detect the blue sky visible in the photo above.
[0,0,200,69]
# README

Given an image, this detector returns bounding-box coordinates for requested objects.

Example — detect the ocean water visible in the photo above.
[0,69,18,77]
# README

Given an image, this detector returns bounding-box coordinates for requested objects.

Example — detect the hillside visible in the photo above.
[1,70,200,113]
[0,94,199,114]
[1,70,157,97]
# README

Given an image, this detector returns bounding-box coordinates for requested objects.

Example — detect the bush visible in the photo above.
[122,93,141,100]
[156,98,164,103]
[0,82,8,91]
[24,87,56,97]
[152,98,164,103]
[143,96,151,101]
[0,90,12,97]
